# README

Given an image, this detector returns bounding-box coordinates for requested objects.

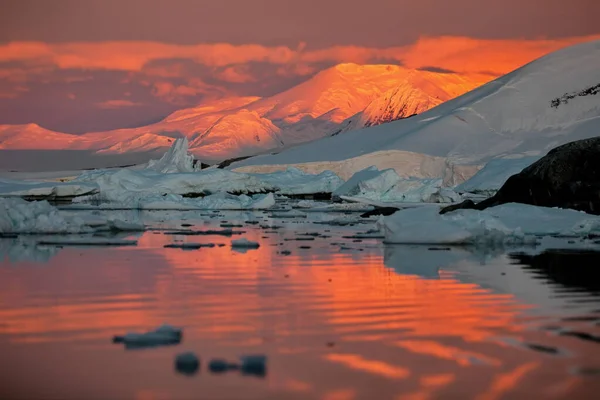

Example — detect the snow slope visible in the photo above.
[233,40,600,184]
[332,70,480,134]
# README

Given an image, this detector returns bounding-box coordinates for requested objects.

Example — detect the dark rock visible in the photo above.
[360,207,399,218]
[441,137,600,215]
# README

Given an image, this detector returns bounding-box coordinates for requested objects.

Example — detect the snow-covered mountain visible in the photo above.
[332,70,480,135]
[0,64,486,161]
[232,39,600,184]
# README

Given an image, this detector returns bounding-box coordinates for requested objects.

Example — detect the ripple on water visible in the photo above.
[0,210,600,399]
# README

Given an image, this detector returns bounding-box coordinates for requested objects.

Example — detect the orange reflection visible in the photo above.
[1,228,599,399]
[394,340,501,366]
[476,362,539,400]
[325,353,410,379]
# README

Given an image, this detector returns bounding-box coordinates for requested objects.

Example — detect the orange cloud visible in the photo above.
[215,65,257,83]
[1,35,598,77]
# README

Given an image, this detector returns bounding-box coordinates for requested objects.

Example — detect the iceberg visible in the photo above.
[251,167,344,196]
[455,156,540,196]
[382,203,600,245]
[0,198,90,234]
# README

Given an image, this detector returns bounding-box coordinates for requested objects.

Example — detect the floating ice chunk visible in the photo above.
[175,352,200,375]
[208,359,239,374]
[37,238,138,246]
[231,238,260,249]
[382,203,600,245]
[113,324,182,349]
[0,198,90,234]
[240,355,267,377]
[164,243,216,250]
[106,218,145,232]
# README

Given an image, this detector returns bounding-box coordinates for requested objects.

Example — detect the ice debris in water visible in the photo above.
[175,352,200,375]
[113,324,182,349]
[231,238,260,249]
[240,355,267,377]
[0,198,90,234]
[382,203,600,245]
[208,359,239,373]
[206,355,267,377]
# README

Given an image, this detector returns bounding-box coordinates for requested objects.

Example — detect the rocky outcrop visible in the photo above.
[441,137,600,215]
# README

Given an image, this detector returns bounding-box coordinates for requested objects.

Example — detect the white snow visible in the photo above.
[332,166,462,204]
[332,166,400,201]
[454,156,540,195]
[137,192,275,210]
[0,198,90,234]
[144,137,201,173]
[251,167,344,195]
[232,40,600,189]
[382,203,600,245]
[231,238,260,249]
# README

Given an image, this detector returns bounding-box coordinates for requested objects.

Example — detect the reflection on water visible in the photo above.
[1,210,600,399]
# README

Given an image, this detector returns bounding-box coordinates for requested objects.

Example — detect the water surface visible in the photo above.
[1,209,599,399]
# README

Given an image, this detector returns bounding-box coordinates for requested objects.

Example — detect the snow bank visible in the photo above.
[251,167,344,195]
[382,203,600,245]
[145,137,201,173]
[455,156,540,196]
[0,198,90,234]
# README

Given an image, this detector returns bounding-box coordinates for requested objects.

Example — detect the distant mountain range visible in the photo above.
[0,64,487,161]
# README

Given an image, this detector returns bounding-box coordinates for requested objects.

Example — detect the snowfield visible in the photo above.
[232,39,600,192]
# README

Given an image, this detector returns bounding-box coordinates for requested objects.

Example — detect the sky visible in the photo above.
[1,0,599,133]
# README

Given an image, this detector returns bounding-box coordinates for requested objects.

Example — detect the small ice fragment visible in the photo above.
[231,238,260,249]
[240,355,267,377]
[175,352,200,375]
[208,359,239,374]
[112,324,182,349]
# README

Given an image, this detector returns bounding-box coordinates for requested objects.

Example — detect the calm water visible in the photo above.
[1,208,599,399]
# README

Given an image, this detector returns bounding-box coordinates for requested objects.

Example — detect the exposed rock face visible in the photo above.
[441,137,600,215]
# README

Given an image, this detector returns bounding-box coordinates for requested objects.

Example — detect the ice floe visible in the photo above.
[113,324,182,349]
[175,352,200,375]
[382,203,600,245]
[231,238,260,249]
[0,198,91,234]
